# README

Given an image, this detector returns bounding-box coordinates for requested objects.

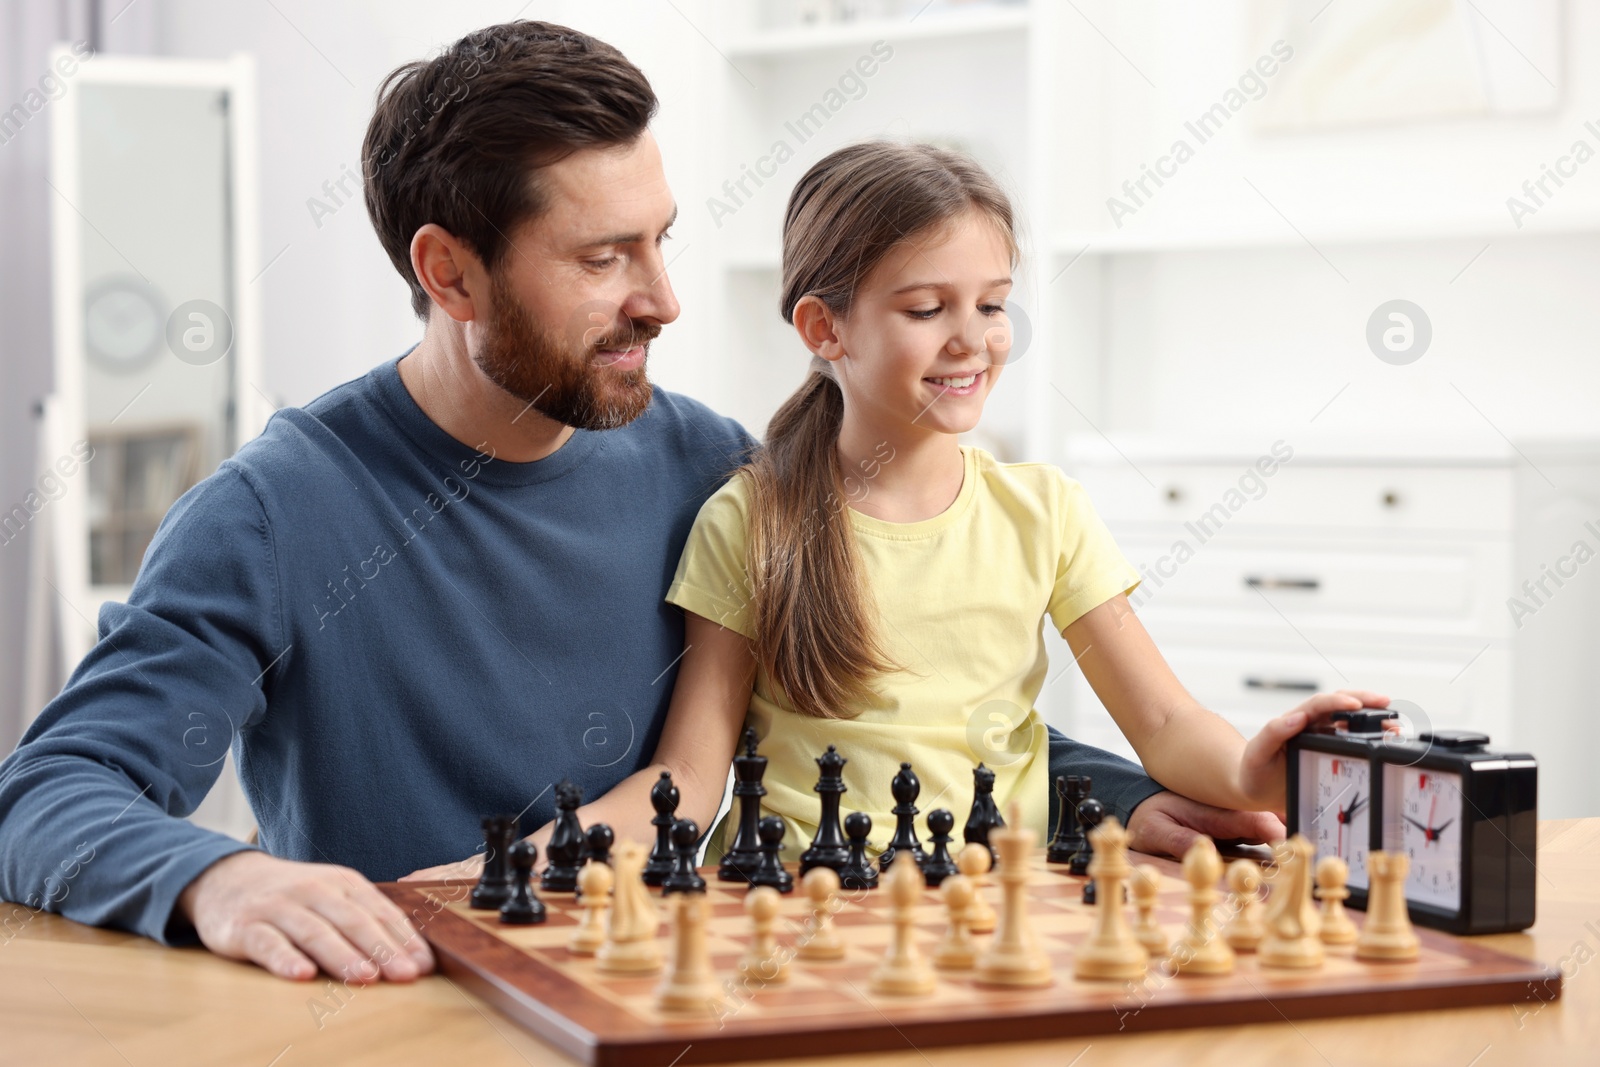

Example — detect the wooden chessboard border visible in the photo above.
[379,853,1560,1067]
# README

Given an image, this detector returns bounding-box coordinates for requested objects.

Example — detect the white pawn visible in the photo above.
[1316,856,1359,946]
[738,886,789,984]
[569,860,611,956]
[1129,864,1168,957]
[796,867,845,961]
[934,874,978,971]
[870,853,937,996]
[957,844,997,934]
[1222,860,1265,952]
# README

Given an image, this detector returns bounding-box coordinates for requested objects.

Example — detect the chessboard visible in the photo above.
[379,852,1559,1067]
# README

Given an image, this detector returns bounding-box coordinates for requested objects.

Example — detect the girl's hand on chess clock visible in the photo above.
[1236,689,1390,812]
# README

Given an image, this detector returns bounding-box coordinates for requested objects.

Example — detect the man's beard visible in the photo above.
[473,270,659,431]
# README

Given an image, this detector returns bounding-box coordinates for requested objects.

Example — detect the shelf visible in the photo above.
[1053,213,1600,256]
[725,3,1029,59]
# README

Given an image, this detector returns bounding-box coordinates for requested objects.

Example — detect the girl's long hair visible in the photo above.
[745,140,1019,719]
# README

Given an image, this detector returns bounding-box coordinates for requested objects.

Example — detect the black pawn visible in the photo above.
[583,822,614,867]
[540,779,585,893]
[500,840,546,925]
[749,815,795,893]
[963,762,1005,864]
[1048,774,1091,865]
[470,814,518,910]
[839,811,879,891]
[643,771,679,887]
[921,809,960,887]
[577,824,613,902]
[879,762,926,873]
[719,727,768,883]
[800,745,850,875]
[661,818,707,895]
[1072,796,1106,880]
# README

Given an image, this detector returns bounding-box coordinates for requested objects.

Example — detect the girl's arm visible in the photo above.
[399,612,753,881]
[551,610,756,850]
[1062,594,1386,813]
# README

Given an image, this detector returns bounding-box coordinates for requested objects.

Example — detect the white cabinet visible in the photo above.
[1059,436,1600,818]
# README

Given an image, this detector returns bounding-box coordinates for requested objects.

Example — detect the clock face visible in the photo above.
[1384,764,1463,913]
[1297,750,1371,890]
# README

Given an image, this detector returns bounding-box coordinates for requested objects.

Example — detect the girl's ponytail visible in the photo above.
[746,356,897,719]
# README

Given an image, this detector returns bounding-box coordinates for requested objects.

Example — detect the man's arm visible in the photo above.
[1045,724,1164,828]
[1045,725,1285,859]
[0,468,429,982]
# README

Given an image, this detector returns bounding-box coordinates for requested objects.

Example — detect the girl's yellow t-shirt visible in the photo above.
[664,445,1141,861]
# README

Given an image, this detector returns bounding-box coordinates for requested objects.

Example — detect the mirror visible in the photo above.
[78,83,235,586]
[49,52,264,669]
[44,53,264,839]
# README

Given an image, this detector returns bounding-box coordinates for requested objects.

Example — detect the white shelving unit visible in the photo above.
[698,0,1600,817]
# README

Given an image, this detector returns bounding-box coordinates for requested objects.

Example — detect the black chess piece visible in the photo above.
[1048,774,1091,865]
[661,818,708,895]
[719,728,768,883]
[921,809,960,887]
[583,822,614,867]
[879,762,926,873]
[499,840,547,925]
[800,745,851,875]
[1071,795,1106,878]
[643,771,679,887]
[576,823,614,901]
[963,762,1005,864]
[470,813,518,910]
[748,815,795,893]
[839,811,879,890]
[540,779,585,893]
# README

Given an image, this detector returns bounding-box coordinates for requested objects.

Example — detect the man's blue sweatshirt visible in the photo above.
[0,354,754,943]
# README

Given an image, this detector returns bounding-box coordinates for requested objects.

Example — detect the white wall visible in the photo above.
[1050,0,1600,441]
[151,0,728,421]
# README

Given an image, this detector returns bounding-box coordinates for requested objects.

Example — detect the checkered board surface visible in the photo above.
[380,853,1558,1067]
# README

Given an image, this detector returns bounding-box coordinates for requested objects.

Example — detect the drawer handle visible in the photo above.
[1244,677,1319,692]
[1244,576,1321,591]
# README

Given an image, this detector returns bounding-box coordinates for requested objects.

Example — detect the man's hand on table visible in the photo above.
[1125,789,1285,859]
[179,851,435,983]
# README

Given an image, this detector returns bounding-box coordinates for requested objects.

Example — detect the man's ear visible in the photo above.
[792,295,846,364]
[411,223,484,324]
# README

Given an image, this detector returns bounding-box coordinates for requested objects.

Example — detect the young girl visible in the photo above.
[555,140,1384,859]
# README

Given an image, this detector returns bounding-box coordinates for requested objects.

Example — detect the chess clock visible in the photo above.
[1286,708,1538,935]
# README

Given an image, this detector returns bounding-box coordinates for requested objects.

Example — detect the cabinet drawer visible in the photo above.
[1114,536,1509,640]
[1063,642,1512,754]
[1073,463,1513,535]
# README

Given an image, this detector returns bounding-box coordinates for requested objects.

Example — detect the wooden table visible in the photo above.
[5,820,1597,1067]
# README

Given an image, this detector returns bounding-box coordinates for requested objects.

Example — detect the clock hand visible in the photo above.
[1431,817,1455,838]
[1344,794,1367,821]
[1402,814,1429,834]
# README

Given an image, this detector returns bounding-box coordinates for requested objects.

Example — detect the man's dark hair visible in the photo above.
[363,21,659,320]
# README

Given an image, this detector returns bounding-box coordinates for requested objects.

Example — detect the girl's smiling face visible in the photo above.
[807,208,1015,439]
